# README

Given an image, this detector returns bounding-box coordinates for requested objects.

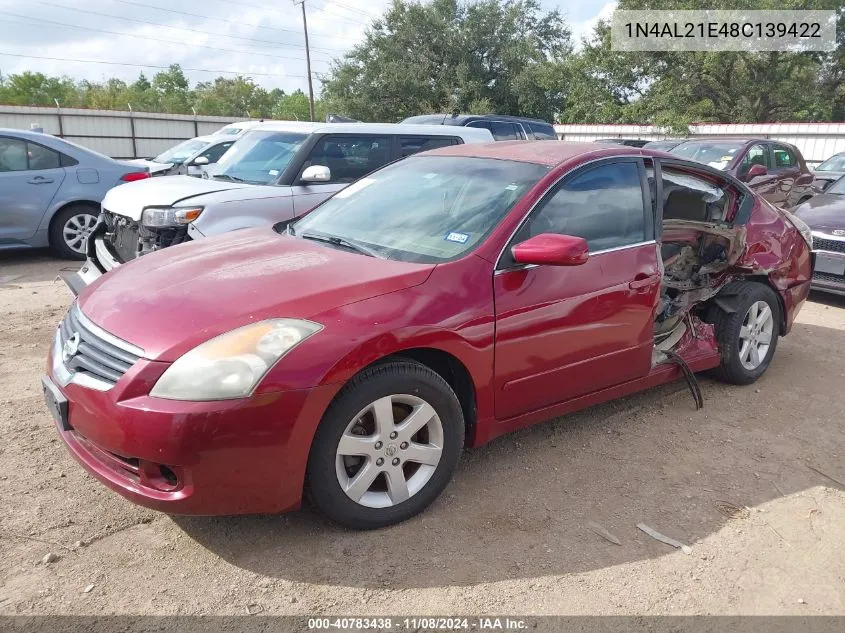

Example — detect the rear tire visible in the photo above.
[49,204,98,260]
[306,360,464,529]
[711,281,781,385]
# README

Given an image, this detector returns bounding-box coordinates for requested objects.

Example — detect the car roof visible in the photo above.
[0,127,58,141]
[403,113,553,126]
[674,137,768,144]
[213,120,265,133]
[424,140,659,167]
[244,121,494,142]
[0,128,117,160]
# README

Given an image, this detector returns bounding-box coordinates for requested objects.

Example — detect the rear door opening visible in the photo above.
[652,163,748,347]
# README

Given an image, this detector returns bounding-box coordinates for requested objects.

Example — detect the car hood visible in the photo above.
[77,228,435,361]
[101,175,287,221]
[127,158,172,174]
[812,170,844,181]
[794,194,845,233]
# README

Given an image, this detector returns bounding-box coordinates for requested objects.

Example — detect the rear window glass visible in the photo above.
[527,122,557,140]
[670,141,745,171]
[772,146,797,168]
[399,136,459,157]
[662,168,730,223]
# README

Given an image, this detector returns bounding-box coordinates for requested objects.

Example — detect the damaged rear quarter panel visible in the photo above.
[729,200,813,334]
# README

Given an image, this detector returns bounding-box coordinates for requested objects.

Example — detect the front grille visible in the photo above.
[59,304,141,387]
[813,237,845,254]
[102,210,140,263]
[813,271,845,285]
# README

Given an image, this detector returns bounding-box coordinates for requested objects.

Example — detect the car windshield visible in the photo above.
[816,154,845,172]
[644,140,681,151]
[670,141,745,170]
[827,175,845,195]
[213,131,308,185]
[153,139,209,165]
[289,155,548,264]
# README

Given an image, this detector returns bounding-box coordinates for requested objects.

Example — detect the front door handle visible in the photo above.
[27,176,54,184]
[629,274,660,291]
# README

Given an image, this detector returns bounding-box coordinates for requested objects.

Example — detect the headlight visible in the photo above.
[782,210,813,250]
[150,319,322,400]
[142,206,203,228]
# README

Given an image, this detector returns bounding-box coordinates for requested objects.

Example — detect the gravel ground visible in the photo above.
[1,249,844,616]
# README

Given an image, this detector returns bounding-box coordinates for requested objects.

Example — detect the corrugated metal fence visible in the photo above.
[0,105,252,159]
[553,123,845,166]
[3,106,844,165]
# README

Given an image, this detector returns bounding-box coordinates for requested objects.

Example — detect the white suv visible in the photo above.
[66,121,493,294]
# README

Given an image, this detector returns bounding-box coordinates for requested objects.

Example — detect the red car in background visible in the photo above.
[42,141,813,529]
[670,138,815,209]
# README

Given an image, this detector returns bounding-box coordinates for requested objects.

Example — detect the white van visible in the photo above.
[66,121,493,294]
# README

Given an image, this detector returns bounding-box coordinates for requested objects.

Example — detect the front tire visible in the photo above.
[712,281,781,385]
[50,204,98,260]
[306,360,464,529]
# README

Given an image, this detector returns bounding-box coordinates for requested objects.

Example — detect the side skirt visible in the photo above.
[474,333,720,446]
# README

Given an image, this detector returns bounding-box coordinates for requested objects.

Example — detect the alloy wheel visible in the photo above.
[335,394,444,509]
[738,300,774,370]
[62,213,98,255]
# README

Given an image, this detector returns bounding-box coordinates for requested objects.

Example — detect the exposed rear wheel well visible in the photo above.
[382,348,477,443]
[705,276,787,336]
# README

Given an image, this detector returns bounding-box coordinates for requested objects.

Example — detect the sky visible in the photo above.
[0,0,617,95]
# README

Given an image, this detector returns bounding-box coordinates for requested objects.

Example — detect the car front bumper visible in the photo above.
[63,216,118,296]
[64,256,107,296]
[44,329,337,515]
[811,248,845,297]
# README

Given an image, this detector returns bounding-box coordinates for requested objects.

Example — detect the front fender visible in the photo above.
[256,258,498,427]
[191,196,296,237]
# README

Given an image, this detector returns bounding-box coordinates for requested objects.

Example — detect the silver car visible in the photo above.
[0,128,148,259]
[67,121,493,294]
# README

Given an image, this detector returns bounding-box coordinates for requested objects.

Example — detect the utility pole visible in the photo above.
[293,0,316,122]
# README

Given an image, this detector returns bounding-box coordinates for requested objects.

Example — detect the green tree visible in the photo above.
[272,89,326,121]
[193,76,274,117]
[152,64,191,113]
[0,71,78,106]
[321,0,571,122]
[563,0,844,128]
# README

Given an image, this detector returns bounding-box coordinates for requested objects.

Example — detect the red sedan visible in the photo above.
[42,142,814,529]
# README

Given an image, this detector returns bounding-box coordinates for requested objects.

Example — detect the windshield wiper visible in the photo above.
[300,231,382,258]
[212,174,248,183]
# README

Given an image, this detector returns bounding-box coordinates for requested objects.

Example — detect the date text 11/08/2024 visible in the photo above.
[307,617,529,630]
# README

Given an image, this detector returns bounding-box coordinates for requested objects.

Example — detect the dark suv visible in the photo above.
[670,138,815,208]
[400,114,557,141]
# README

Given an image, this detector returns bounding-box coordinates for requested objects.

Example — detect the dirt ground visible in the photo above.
[1,248,844,617]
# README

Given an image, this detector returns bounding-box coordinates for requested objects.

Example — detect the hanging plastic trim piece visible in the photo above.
[662,349,704,410]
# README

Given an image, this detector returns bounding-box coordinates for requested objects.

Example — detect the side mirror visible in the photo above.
[301,164,331,183]
[192,156,210,166]
[747,164,767,179]
[511,233,589,267]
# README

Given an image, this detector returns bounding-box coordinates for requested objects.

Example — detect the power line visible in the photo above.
[323,0,382,19]
[34,1,349,55]
[0,51,308,78]
[309,1,376,27]
[105,0,363,41]
[0,11,331,66]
